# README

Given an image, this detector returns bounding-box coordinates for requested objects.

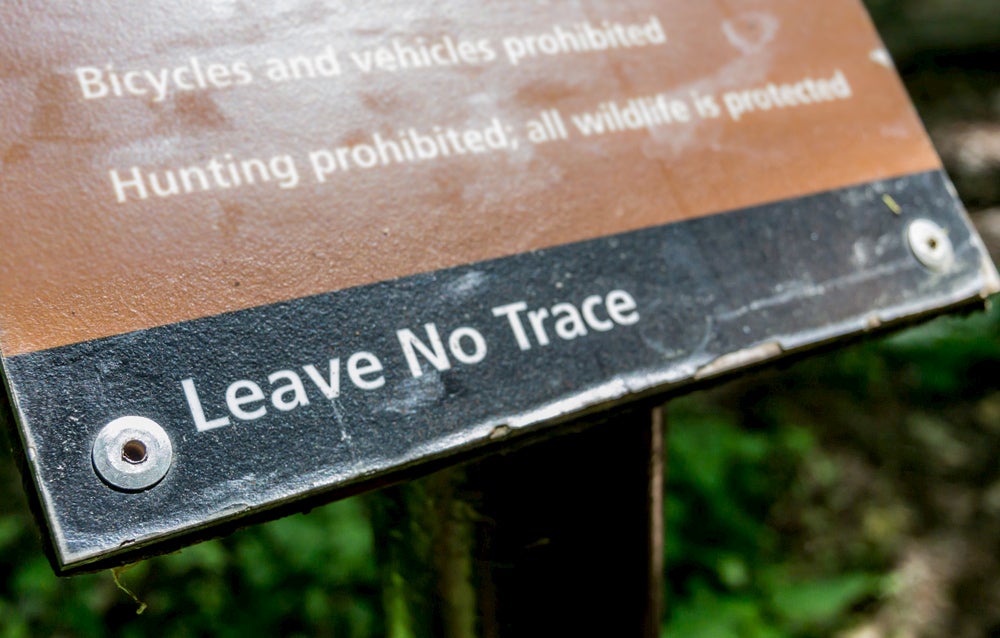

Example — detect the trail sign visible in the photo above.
[1,0,996,573]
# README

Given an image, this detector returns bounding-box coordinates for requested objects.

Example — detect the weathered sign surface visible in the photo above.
[1,0,996,572]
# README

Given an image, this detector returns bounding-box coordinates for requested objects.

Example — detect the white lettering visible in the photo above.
[448,327,488,365]
[347,352,386,390]
[606,290,640,325]
[226,379,267,421]
[303,359,341,400]
[492,302,532,351]
[182,378,231,432]
[397,324,451,378]
[581,295,614,332]
[268,370,310,412]
[493,289,641,350]
[75,66,108,99]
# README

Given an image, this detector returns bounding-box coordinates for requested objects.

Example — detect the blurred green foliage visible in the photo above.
[662,302,1000,636]
[0,452,382,638]
[663,383,884,637]
[663,384,887,637]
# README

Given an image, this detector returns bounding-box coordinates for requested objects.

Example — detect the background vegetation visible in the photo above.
[2,1,999,635]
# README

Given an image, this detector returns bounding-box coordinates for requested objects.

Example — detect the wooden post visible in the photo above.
[372,405,667,637]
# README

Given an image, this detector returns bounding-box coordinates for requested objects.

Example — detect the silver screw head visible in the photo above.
[92,416,173,491]
[907,219,954,272]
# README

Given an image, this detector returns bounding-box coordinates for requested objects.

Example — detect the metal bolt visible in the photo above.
[92,416,173,492]
[907,219,953,272]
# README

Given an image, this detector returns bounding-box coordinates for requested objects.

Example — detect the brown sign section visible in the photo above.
[0,0,939,356]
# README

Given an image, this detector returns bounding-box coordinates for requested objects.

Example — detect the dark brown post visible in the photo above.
[372,405,667,637]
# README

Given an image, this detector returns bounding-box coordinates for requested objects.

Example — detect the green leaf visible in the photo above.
[767,573,881,627]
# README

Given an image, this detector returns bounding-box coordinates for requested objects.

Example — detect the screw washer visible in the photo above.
[907,219,954,272]
[92,416,173,491]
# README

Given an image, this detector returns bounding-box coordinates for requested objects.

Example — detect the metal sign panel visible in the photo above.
[0,0,996,572]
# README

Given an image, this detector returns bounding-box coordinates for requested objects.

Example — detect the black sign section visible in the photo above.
[5,169,997,573]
